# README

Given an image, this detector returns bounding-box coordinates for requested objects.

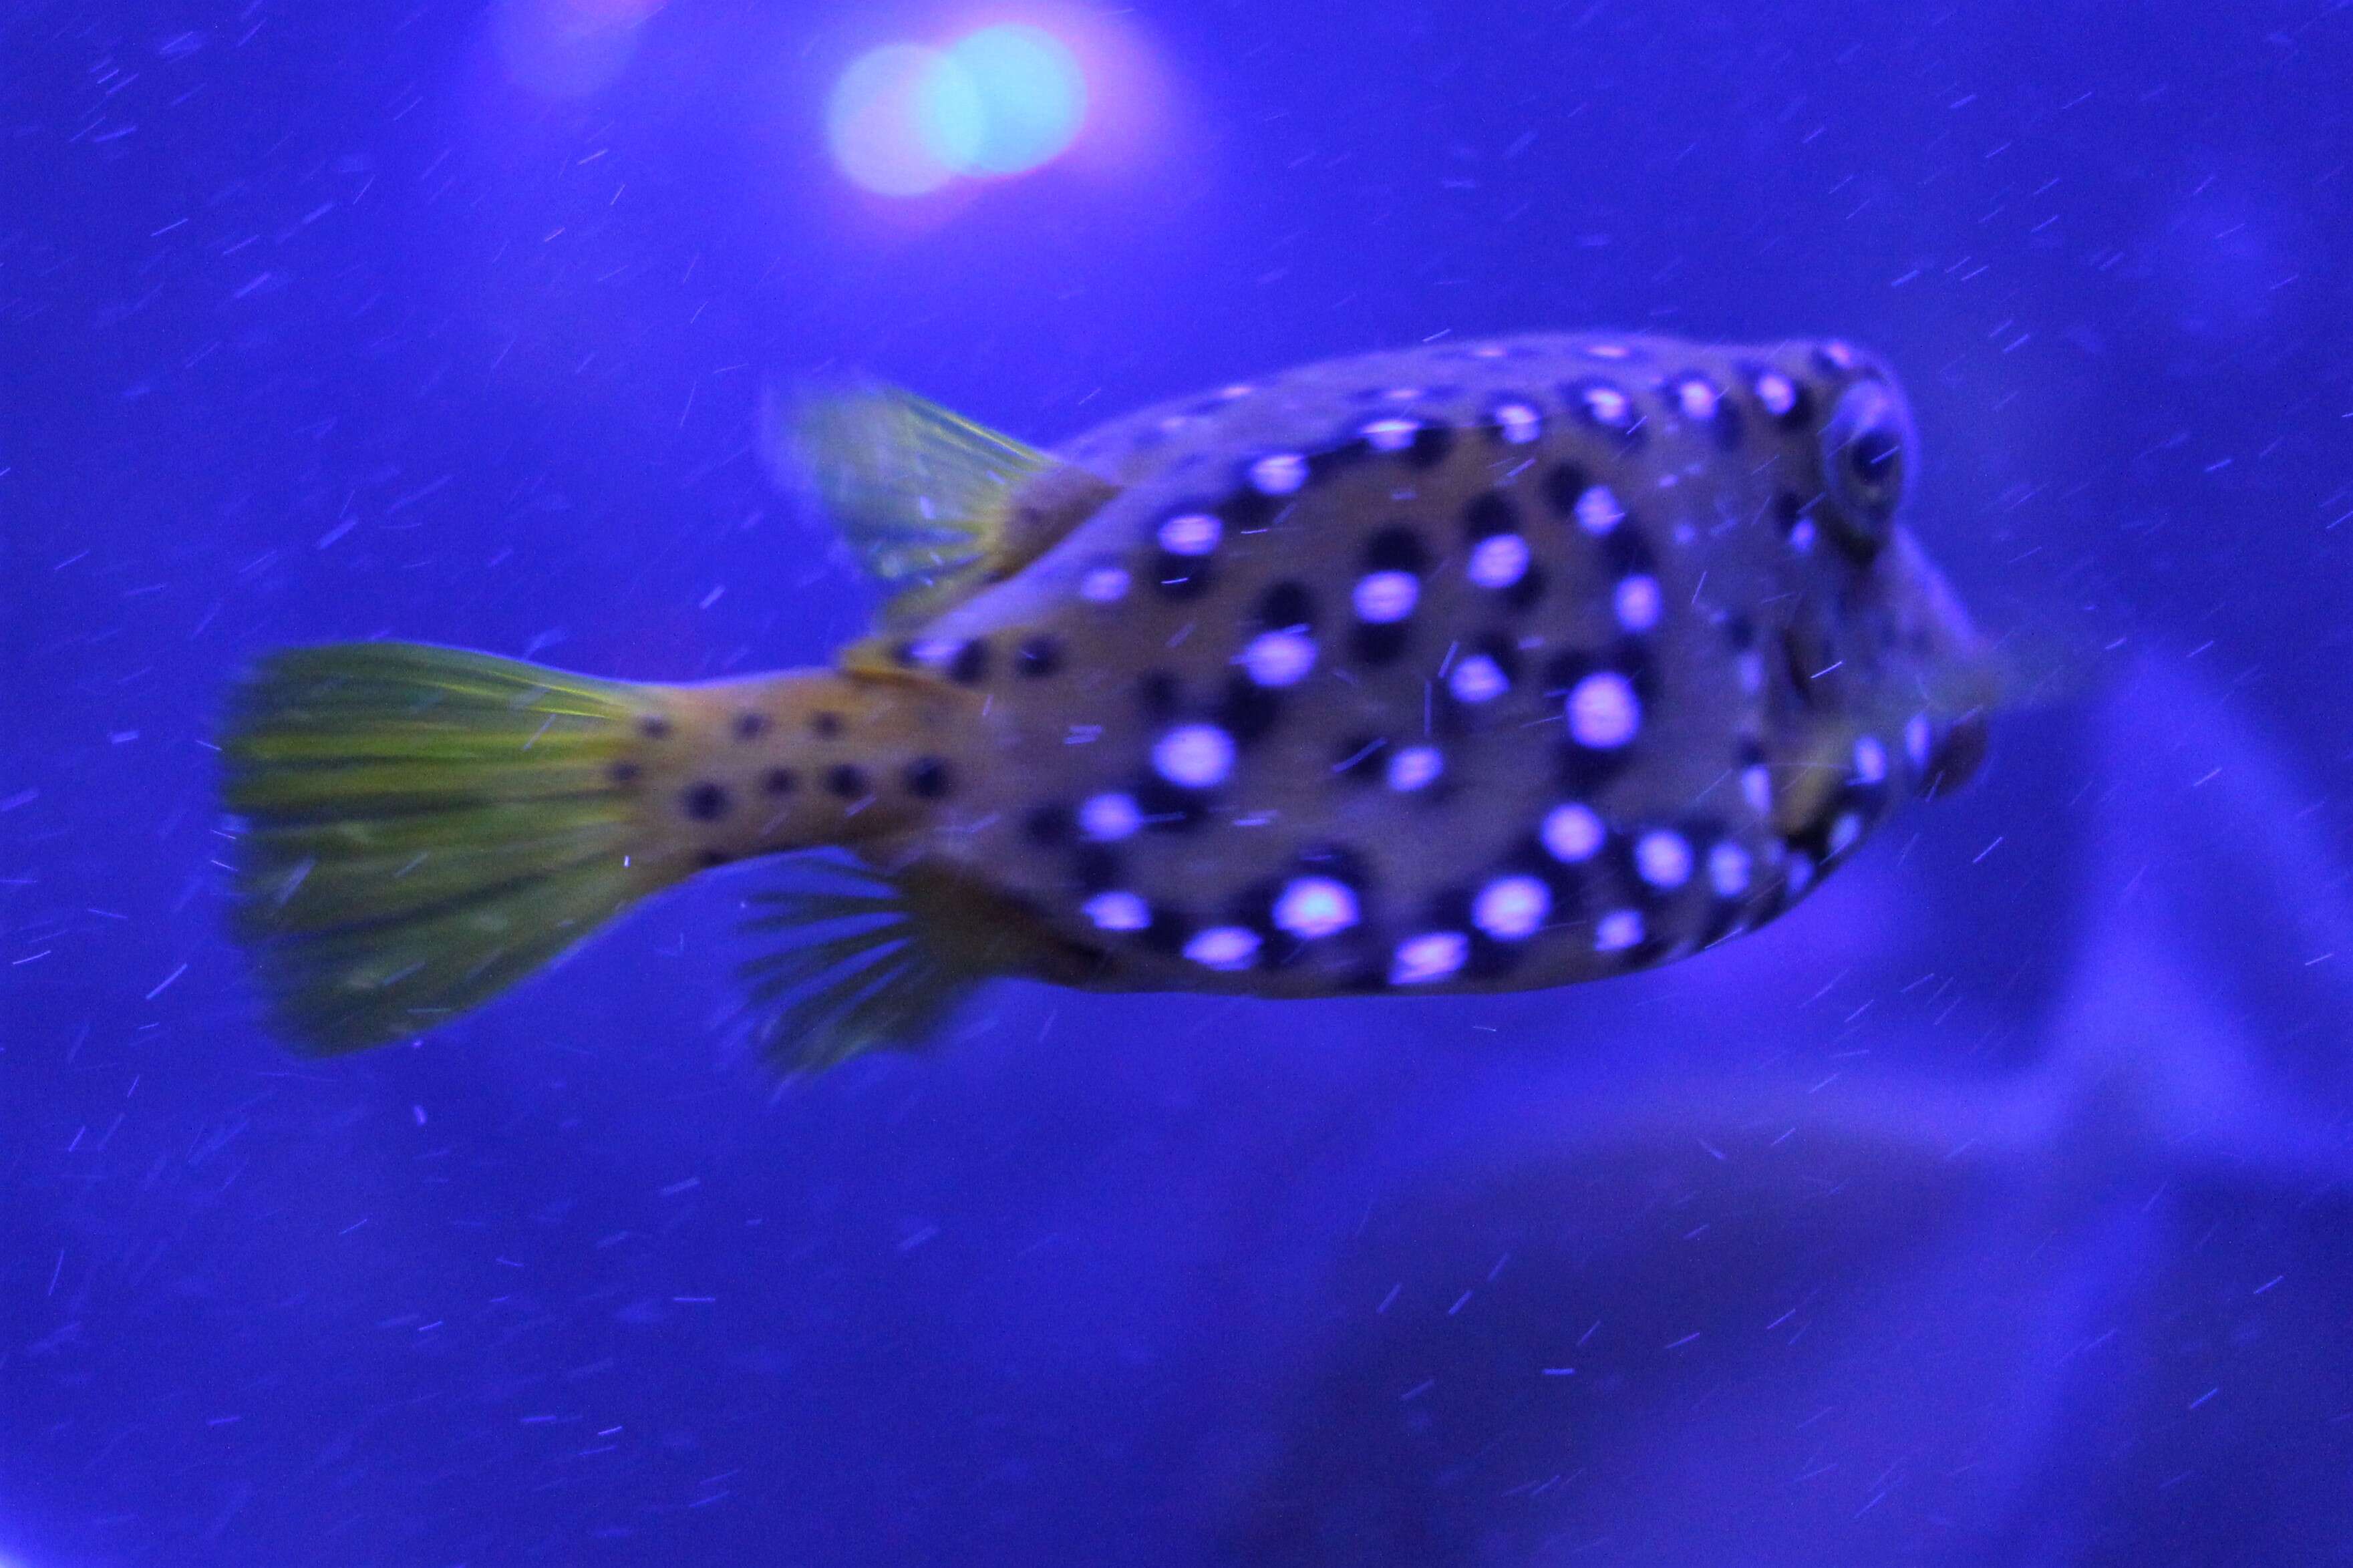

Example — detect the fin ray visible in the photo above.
[222,642,674,1052]
[764,377,1117,625]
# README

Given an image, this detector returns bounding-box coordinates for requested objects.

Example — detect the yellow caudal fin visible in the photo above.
[220,642,683,1052]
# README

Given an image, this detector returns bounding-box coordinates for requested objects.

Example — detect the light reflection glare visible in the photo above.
[949,25,1086,175]
[828,24,1088,196]
[826,45,987,198]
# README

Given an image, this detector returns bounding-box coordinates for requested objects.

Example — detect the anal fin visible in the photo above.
[738,854,1098,1071]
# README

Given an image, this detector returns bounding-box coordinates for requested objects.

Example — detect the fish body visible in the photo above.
[222,332,1996,1062]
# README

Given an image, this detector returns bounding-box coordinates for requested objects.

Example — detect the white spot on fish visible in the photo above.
[1853,736,1889,786]
[1158,512,1221,557]
[1567,672,1640,748]
[1080,565,1130,603]
[1448,653,1509,705]
[1594,909,1645,953]
[1084,891,1150,932]
[1542,802,1605,863]
[1634,830,1693,889]
[1242,629,1317,687]
[1152,724,1234,789]
[1354,571,1419,624]
[1185,925,1261,971]
[1275,877,1359,939]
[1361,416,1420,452]
[1708,841,1752,899]
[1583,384,1633,428]
[1249,453,1307,495]
[1386,746,1444,792]
[1754,370,1798,418]
[1468,533,1531,589]
[1674,377,1720,421]
[1390,931,1469,985]
[1473,876,1550,941]
[1613,575,1662,633]
[1575,485,1625,535]
[1905,713,1934,768]
[1493,402,1541,444]
[1741,764,1773,816]
[1079,792,1141,842]
[1829,812,1863,856]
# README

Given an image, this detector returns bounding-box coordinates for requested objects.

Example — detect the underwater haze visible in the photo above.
[8,2,2353,1564]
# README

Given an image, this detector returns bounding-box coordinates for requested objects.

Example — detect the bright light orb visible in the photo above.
[826,44,986,197]
[948,24,1087,176]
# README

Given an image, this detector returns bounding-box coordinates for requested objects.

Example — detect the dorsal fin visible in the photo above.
[736,854,1101,1071]
[763,379,1118,629]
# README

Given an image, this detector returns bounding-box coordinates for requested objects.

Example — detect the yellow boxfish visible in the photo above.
[221,333,1999,1067]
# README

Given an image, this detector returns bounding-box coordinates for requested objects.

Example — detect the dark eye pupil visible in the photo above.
[1849,429,1901,482]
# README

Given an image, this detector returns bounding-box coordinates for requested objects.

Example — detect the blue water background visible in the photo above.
[7,3,2353,1563]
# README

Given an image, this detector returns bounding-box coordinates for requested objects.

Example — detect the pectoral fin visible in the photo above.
[764,379,1118,629]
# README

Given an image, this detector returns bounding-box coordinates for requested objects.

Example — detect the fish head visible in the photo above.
[1774,341,1998,800]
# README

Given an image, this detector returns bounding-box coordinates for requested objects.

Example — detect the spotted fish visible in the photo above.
[221,332,1998,1066]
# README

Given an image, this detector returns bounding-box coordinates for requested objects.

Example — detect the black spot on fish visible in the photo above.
[1025,803,1073,846]
[1136,669,1182,720]
[948,639,990,684]
[682,782,730,822]
[608,761,641,788]
[1306,438,1371,485]
[1139,905,1193,956]
[810,711,844,740]
[903,758,951,798]
[1015,635,1063,677]
[1502,561,1547,613]
[637,714,672,741]
[1462,491,1519,540]
[733,712,768,742]
[1217,670,1282,746]
[1364,524,1430,575]
[1217,487,1278,534]
[1402,422,1454,469]
[825,764,867,799]
[1228,879,1302,969]
[1558,740,1635,795]
[1134,774,1210,832]
[1541,462,1594,518]
[1259,579,1317,631]
[1153,550,1215,599]
[1599,523,1658,581]
[1771,490,1809,539]
[698,848,728,869]
[763,767,797,794]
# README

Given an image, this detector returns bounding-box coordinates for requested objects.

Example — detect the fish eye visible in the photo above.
[1819,379,1911,559]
